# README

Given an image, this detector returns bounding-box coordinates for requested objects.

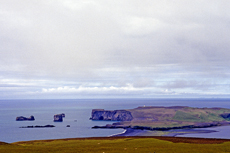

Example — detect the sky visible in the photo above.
[0,0,230,99]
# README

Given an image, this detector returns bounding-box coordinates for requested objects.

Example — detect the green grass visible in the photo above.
[173,111,200,122]
[173,111,225,122]
[1,137,230,153]
[125,107,230,129]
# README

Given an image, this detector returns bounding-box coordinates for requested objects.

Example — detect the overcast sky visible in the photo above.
[1,0,230,99]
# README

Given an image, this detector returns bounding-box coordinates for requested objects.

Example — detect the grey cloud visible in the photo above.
[1,1,230,73]
[161,80,212,90]
[0,0,230,98]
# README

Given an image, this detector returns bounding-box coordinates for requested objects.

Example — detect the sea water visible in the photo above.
[0,98,230,143]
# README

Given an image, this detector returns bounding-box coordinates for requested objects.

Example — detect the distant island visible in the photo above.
[16,116,35,121]
[91,106,230,136]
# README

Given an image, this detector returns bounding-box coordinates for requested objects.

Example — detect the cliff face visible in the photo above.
[90,109,133,121]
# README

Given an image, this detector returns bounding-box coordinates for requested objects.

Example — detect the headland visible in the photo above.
[91,106,230,136]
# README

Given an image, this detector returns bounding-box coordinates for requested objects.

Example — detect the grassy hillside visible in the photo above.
[1,137,230,153]
[118,106,230,128]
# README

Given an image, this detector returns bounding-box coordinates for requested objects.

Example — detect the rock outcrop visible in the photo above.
[54,113,65,122]
[20,125,55,128]
[16,116,35,121]
[90,109,133,121]
[220,113,230,119]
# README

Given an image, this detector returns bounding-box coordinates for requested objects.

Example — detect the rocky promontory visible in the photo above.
[16,116,35,121]
[90,109,133,121]
[91,106,230,131]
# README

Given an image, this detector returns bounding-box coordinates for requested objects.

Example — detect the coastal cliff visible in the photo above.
[90,109,133,121]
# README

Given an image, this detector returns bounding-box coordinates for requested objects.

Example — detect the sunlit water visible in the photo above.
[0,98,230,143]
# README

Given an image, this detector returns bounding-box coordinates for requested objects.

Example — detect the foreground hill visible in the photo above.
[91,106,230,130]
[1,137,230,153]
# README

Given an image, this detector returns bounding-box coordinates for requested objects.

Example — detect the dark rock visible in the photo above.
[16,116,35,121]
[92,125,130,129]
[20,125,55,128]
[220,113,230,119]
[44,125,55,127]
[66,125,70,127]
[92,122,230,131]
[90,109,133,121]
[61,113,65,117]
[54,113,65,122]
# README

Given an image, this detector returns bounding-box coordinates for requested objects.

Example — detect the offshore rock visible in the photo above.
[90,109,133,121]
[16,116,35,121]
[20,125,55,128]
[54,113,65,122]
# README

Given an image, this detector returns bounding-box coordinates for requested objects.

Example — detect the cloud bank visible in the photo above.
[0,0,230,99]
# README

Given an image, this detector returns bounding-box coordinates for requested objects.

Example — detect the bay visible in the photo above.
[0,98,230,143]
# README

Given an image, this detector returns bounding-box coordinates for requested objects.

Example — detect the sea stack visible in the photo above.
[54,113,65,122]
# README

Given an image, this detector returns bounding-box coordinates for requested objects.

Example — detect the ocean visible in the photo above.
[0,98,230,143]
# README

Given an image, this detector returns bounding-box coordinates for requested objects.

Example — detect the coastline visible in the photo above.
[3,99,230,143]
[111,128,218,137]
